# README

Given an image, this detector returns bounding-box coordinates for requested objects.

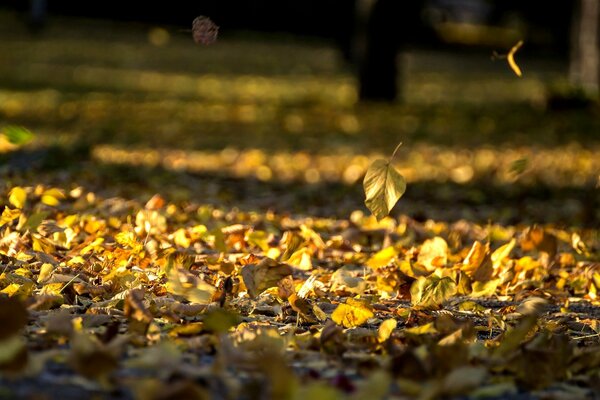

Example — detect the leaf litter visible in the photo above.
[0,184,599,399]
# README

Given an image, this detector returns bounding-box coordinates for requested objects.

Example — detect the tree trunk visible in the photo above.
[356,0,400,102]
[569,0,600,94]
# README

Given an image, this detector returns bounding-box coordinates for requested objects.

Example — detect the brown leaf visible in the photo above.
[0,297,28,340]
[240,257,292,298]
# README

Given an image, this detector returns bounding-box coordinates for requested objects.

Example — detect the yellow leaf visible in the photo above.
[8,187,27,209]
[366,246,397,270]
[0,208,21,227]
[37,263,54,284]
[461,241,493,282]
[410,275,456,309]
[287,247,313,271]
[417,237,448,271]
[491,239,516,267]
[41,188,65,206]
[470,279,500,297]
[377,318,397,342]
[363,158,406,221]
[331,298,374,328]
[507,40,523,77]
[405,322,437,335]
[166,267,215,305]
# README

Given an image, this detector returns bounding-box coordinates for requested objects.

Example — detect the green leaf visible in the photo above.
[410,275,457,309]
[2,126,33,145]
[363,159,406,221]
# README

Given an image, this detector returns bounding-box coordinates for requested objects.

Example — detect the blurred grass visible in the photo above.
[0,11,598,226]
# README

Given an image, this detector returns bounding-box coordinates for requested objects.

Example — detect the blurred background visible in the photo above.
[0,0,598,226]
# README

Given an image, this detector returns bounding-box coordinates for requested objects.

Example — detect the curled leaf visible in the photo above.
[331,298,374,328]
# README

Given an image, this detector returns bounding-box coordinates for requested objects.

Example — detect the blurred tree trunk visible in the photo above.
[355,0,400,102]
[569,0,600,94]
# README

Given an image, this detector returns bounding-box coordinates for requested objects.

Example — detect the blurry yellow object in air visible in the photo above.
[507,40,524,77]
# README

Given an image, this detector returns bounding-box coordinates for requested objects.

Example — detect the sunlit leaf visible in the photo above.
[417,237,448,271]
[366,246,397,270]
[166,267,216,305]
[240,257,293,298]
[331,298,374,328]
[377,318,397,342]
[410,275,456,309]
[0,208,21,227]
[491,238,516,267]
[363,159,406,221]
[8,187,27,209]
[470,279,499,297]
[41,188,65,207]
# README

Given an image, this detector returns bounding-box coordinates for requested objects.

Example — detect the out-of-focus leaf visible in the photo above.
[470,279,500,297]
[516,297,549,317]
[166,267,216,305]
[246,230,271,252]
[410,275,456,309]
[509,157,529,176]
[417,237,448,271]
[41,188,65,207]
[331,266,366,295]
[442,366,487,396]
[461,241,493,282]
[491,239,516,267]
[377,318,397,342]
[366,246,396,270]
[203,308,240,333]
[332,298,374,328]
[240,257,293,298]
[404,322,437,336]
[0,298,28,340]
[8,187,27,209]
[2,126,33,145]
[520,226,557,258]
[0,208,21,227]
[363,159,406,221]
[287,247,313,270]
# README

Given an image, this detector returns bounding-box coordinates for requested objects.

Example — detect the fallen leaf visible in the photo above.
[332,298,374,328]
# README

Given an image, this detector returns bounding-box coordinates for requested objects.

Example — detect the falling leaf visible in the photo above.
[410,275,457,309]
[507,40,524,77]
[363,159,406,221]
[332,298,374,328]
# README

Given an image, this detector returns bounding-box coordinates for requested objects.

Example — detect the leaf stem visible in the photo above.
[390,142,403,163]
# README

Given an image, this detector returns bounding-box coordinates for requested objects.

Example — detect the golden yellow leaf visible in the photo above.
[8,187,27,209]
[331,298,374,328]
[0,208,21,227]
[366,246,397,270]
[417,237,448,271]
[491,239,516,267]
[363,150,406,221]
[377,318,397,342]
[41,188,65,206]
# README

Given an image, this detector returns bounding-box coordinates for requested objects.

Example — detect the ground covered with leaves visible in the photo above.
[1,10,600,400]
